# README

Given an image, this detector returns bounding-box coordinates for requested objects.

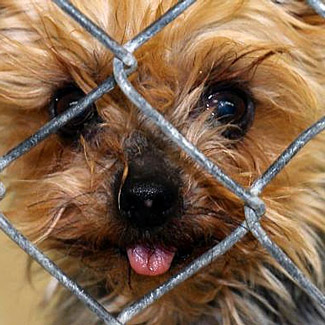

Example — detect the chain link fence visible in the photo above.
[0,0,325,324]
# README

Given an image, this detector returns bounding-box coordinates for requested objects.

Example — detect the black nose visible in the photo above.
[118,175,180,228]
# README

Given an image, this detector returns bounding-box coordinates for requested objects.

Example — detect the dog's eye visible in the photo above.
[49,85,98,138]
[198,84,255,139]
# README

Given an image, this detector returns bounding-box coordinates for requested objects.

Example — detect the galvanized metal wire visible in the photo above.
[0,213,122,325]
[307,0,325,17]
[0,0,324,324]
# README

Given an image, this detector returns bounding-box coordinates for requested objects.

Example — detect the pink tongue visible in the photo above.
[127,245,175,276]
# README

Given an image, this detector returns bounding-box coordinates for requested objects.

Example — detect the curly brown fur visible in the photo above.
[0,0,325,324]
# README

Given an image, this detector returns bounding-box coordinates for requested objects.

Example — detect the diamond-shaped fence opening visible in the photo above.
[0,0,325,324]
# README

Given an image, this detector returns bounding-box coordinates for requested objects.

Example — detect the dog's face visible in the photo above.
[1,0,325,324]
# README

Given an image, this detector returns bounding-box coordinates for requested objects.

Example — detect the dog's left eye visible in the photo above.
[49,85,99,138]
[197,84,255,139]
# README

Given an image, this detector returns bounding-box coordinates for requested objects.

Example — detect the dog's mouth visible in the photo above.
[126,244,176,276]
[125,236,216,276]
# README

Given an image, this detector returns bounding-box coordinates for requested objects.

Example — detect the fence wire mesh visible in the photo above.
[0,0,325,324]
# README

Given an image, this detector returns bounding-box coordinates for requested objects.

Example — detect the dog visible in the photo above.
[0,0,325,324]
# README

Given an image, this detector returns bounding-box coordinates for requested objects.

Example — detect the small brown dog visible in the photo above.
[0,0,325,324]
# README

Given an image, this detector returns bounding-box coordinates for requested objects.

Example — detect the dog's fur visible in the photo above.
[0,0,325,324]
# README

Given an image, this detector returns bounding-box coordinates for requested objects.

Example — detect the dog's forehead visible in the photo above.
[3,0,303,45]
[0,0,323,119]
[1,0,310,78]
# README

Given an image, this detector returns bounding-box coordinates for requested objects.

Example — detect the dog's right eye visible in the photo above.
[49,85,98,138]
[192,83,255,140]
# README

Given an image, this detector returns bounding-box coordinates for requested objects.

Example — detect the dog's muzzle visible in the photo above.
[118,131,182,229]
[118,157,180,228]
[116,131,183,275]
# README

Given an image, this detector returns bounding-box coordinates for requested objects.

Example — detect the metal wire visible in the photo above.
[252,116,325,195]
[0,78,116,172]
[0,0,196,173]
[117,115,325,322]
[0,182,5,199]
[113,59,265,215]
[0,0,324,324]
[0,212,122,325]
[244,207,325,307]
[52,0,136,68]
[307,0,325,17]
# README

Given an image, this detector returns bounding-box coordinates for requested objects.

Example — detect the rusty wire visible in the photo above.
[0,0,324,324]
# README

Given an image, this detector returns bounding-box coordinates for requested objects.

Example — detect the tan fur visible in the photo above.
[0,0,325,324]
